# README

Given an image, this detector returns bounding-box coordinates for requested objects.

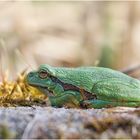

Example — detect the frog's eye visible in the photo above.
[38,70,48,79]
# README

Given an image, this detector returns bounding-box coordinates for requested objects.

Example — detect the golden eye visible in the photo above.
[39,70,48,79]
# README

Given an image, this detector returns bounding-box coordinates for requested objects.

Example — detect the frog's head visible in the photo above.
[26,64,56,96]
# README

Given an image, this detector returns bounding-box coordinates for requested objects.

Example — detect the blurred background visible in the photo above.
[0,1,140,80]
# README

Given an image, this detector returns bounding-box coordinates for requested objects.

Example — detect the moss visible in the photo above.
[0,124,15,139]
[0,70,46,107]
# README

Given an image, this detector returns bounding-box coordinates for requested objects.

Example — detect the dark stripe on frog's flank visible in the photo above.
[50,75,97,100]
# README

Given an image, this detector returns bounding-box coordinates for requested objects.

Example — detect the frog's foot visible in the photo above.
[81,100,118,109]
[80,100,93,109]
[81,99,140,109]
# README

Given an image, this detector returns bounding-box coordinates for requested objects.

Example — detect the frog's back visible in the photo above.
[52,66,140,92]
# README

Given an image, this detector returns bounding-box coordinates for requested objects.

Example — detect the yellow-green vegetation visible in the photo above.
[0,70,46,107]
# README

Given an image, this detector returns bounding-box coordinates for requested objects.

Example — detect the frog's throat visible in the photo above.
[38,86,55,97]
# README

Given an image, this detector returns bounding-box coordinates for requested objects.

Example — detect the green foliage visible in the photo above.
[99,46,115,68]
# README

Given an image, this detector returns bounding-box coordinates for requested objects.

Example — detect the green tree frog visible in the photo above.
[26,64,140,108]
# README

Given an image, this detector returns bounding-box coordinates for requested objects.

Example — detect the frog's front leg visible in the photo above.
[49,91,81,108]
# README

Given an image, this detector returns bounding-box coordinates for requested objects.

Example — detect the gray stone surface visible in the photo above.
[0,107,139,139]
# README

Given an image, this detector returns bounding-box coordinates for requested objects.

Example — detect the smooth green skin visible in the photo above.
[26,64,140,108]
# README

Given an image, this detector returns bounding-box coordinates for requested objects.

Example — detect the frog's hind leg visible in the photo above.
[89,78,140,108]
[81,99,140,109]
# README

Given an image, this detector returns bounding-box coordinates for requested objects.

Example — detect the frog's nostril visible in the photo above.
[28,72,34,77]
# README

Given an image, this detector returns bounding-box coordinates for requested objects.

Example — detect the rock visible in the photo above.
[0,107,139,139]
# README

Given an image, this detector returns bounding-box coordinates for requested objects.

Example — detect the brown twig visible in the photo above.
[121,65,140,75]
